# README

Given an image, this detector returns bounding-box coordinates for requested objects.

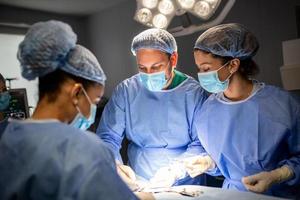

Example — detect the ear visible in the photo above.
[228,58,240,74]
[170,52,178,68]
[70,83,82,105]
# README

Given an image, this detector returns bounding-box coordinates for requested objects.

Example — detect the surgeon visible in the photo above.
[97,28,208,186]
[186,23,300,198]
[0,20,138,200]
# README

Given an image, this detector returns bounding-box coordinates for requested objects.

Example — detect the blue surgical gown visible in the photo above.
[97,73,208,183]
[0,120,137,200]
[0,118,8,136]
[194,83,300,198]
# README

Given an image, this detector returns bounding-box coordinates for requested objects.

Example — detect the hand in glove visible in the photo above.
[116,162,139,191]
[149,164,186,188]
[242,165,294,193]
[183,155,216,178]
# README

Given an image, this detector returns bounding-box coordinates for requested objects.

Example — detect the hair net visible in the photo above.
[194,23,259,60]
[18,20,106,85]
[63,45,106,85]
[131,28,177,56]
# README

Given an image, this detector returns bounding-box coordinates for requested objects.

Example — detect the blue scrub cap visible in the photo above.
[131,28,177,56]
[62,45,106,85]
[194,23,259,60]
[18,20,106,85]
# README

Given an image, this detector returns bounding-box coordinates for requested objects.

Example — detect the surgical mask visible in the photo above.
[0,91,11,111]
[70,87,97,131]
[139,71,167,91]
[197,62,232,93]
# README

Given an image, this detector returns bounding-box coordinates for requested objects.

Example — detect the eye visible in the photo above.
[138,66,146,72]
[153,65,162,69]
[202,68,210,72]
[198,65,210,73]
[151,65,163,72]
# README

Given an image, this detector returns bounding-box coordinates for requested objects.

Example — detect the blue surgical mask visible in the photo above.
[197,62,232,93]
[139,71,167,91]
[0,91,11,111]
[70,87,97,130]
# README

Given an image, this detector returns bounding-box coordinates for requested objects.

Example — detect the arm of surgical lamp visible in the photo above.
[0,22,30,29]
[169,0,236,37]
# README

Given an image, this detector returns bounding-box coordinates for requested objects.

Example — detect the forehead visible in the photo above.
[194,50,213,60]
[136,49,169,61]
[194,50,222,63]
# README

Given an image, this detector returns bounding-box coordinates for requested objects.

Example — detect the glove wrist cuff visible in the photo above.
[271,165,294,184]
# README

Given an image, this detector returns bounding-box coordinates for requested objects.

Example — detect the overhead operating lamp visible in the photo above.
[134,0,236,36]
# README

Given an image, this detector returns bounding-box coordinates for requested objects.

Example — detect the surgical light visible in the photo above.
[153,14,168,28]
[142,0,158,9]
[137,8,153,23]
[193,1,211,18]
[158,0,175,15]
[177,0,195,9]
[205,0,219,5]
[134,0,236,36]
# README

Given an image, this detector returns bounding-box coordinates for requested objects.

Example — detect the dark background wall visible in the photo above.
[0,5,89,46]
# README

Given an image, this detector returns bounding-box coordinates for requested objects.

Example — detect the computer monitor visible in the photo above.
[5,88,30,119]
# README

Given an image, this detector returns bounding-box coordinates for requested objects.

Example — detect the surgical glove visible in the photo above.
[149,164,186,188]
[242,165,294,193]
[116,163,139,191]
[183,155,216,178]
[134,192,155,200]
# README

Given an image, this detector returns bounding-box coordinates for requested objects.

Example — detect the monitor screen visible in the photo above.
[3,88,30,119]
